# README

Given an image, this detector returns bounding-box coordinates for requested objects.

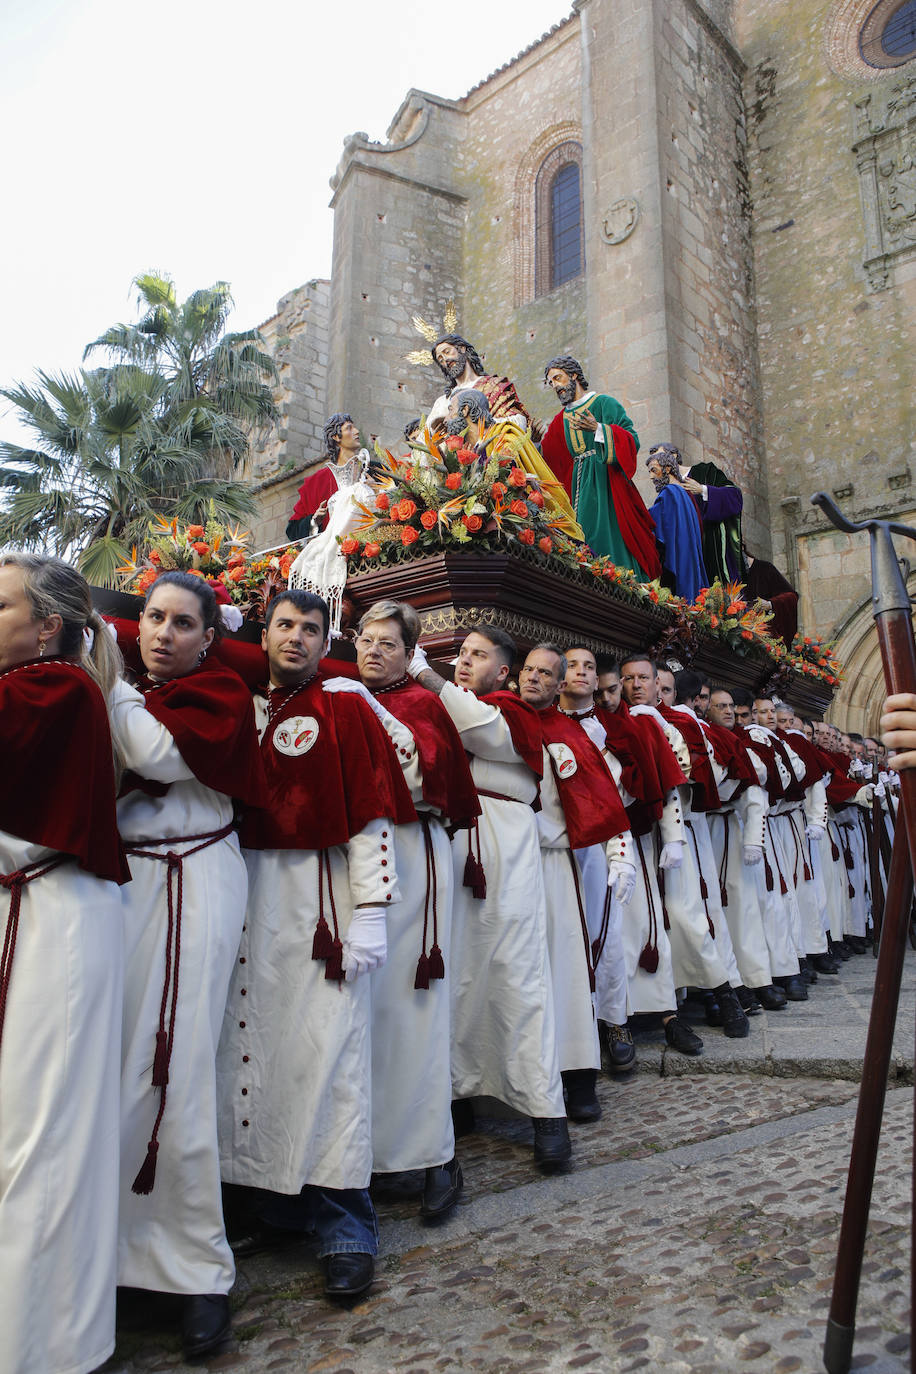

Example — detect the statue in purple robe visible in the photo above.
[646,448,709,601]
[648,443,748,585]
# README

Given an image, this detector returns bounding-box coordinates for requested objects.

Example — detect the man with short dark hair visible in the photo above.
[409,629,571,1168]
[219,591,415,1301]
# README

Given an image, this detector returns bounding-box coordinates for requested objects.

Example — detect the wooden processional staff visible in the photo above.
[812,494,916,1374]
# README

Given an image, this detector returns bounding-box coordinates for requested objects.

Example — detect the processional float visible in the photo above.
[812,493,916,1374]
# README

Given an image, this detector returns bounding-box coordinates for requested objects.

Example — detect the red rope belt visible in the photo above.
[565,849,596,993]
[124,822,234,1195]
[416,814,446,989]
[0,854,71,1054]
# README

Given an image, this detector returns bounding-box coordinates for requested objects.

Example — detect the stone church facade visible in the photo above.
[245,0,916,733]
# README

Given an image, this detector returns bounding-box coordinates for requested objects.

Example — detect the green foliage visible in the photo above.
[0,274,278,585]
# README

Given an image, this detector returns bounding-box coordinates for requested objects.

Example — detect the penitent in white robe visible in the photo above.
[111,680,246,1297]
[0,832,123,1374]
[439,682,564,1119]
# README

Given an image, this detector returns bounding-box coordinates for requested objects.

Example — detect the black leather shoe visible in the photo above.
[810,951,840,975]
[846,935,869,954]
[664,1016,703,1055]
[230,1219,308,1258]
[831,939,853,961]
[324,1252,374,1300]
[603,1021,637,1071]
[451,1099,475,1138]
[735,986,761,1015]
[717,987,750,1038]
[798,957,817,985]
[420,1157,463,1219]
[532,1116,572,1168]
[775,974,808,1001]
[752,984,788,1010]
[703,992,723,1027]
[563,1068,602,1122]
[182,1294,231,1359]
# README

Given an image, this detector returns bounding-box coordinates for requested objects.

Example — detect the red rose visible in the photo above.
[149,549,161,564]
[401,526,419,546]
[340,537,360,556]
[279,556,292,578]
[186,524,205,538]
[508,468,527,487]
[227,552,245,568]
[192,541,210,556]
[228,566,246,582]
[463,514,483,532]
[538,536,553,554]
[509,499,528,517]
[420,510,438,529]
[491,481,506,499]
[445,435,462,451]
[456,448,476,466]
[395,498,417,521]
[375,492,390,512]
[363,541,381,558]
[445,473,462,490]
[518,528,535,546]
[528,490,545,508]
[709,614,719,628]
[741,629,753,640]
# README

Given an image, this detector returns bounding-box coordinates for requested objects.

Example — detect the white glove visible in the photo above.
[407,643,429,678]
[607,860,636,905]
[743,844,763,866]
[322,675,391,724]
[875,779,887,799]
[219,604,243,632]
[804,824,825,841]
[342,905,388,981]
[659,841,684,870]
[853,784,875,807]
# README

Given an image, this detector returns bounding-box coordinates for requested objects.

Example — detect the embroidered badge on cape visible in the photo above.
[273,715,319,757]
[547,741,578,779]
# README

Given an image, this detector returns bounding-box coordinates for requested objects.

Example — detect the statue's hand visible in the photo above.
[569,411,598,433]
[529,417,546,444]
[681,475,704,496]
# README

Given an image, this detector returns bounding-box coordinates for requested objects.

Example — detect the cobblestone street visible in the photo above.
[105,950,916,1374]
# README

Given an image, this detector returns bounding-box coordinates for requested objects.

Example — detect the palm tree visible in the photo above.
[0,365,260,586]
[0,274,279,585]
[84,273,278,477]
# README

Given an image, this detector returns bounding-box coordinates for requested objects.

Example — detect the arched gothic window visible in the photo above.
[535,141,584,296]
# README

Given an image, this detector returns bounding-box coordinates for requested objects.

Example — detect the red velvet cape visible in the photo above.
[536,705,630,847]
[241,677,416,850]
[541,413,661,577]
[819,747,863,805]
[375,679,480,829]
[701,720,758,792]
[599,704,686,834]
[479,690,544,778]
[130,662,268,807]
[659,706,721,812]
[737,727,785,805]
[776,729,829,791]
[0,658,129,883]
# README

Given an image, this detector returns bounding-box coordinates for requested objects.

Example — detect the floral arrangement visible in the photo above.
[785,631,844,686]
[684,581,775,654]
[338,431,577,566]
[116,512,299,621]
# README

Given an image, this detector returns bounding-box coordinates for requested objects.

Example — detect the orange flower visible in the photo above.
[186,524,205,538]
[187,568,204,578]
[394,498,417,521]
[741,629,753,640]
[508,468,527,487]
[709,614,719,628]
[228,566,246,582]
[726,601,744,615]
[491,481,506,499]
[648,588,660,604]
[149,549,161,564]
[445,473,462,490]
[364,541,381,558]
[279,556,292,577]
[375,492,390,512]
[192,541,210,557]
[518,528,535,546]
[456,448,476,466]
[340,537,360,556]
[401,526,419,546]
[137,568,159,592]
[538,536,553,554]
[509,499,528,517]
[463,514,483,533]
[529,490,545,508]
[227,552,245,568]
[445,435,462,451]
[420,510,438,530]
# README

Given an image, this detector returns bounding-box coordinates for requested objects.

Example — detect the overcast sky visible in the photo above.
[0,0,570,441]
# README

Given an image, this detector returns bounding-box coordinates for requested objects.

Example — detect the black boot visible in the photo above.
[715,984,750,1038]
[182,1295,231,1359]
[420,1157,463,1219]
[562,1068,602,1122]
